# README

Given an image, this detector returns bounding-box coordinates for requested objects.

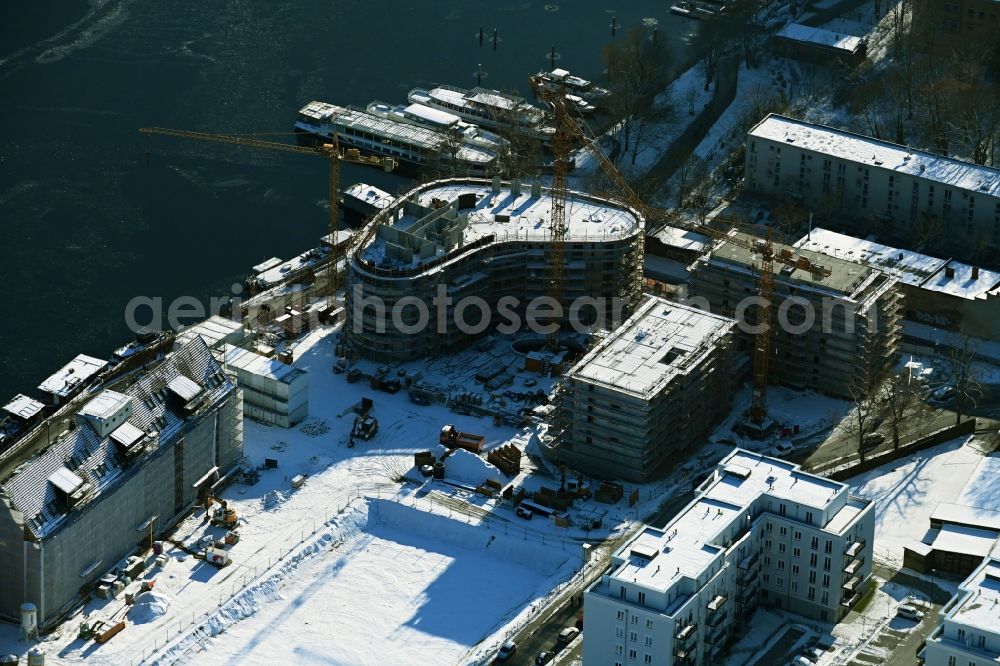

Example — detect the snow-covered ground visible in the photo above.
[0,324,685,665]
[847,437,987,567]
[572,60,713,181]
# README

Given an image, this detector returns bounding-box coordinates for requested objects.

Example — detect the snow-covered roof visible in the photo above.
[2,337,234,539]
[175,316,245,351]
[932,502,1000,532]
[565,297,734,399]
[702,450,846,512]
[929,524,999,558]
[750,114,1000,199]
[357,179,642,273]
[652,225,710,252]
[37,354,107,398]
[344,182,393,210]
[224,345,308,385]
[775,22,864,53]
[608,449,866,596]
[255,247,328,288]
[402,103,460,127]
[795,228,1000,299]
[3,394,44,421]
[78,390,131,421]
[948,557,1000,634]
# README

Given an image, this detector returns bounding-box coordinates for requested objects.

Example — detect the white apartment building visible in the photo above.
[920,554,1000,666]
[584,449,875,666]
[745,114,1000,250]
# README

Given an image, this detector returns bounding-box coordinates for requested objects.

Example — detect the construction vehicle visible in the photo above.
[440,424,484,453]
[530,83,831,431]
[205,497,238,528]
[78,618,126,644]
[140,127,395,298]
[352,414,379,441]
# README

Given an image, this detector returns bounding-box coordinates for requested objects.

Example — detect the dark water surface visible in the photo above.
[0,0,693,400]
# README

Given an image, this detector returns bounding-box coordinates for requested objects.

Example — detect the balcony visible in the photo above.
[706,623,727,646]
[844,557,863,575]
[707,594,728,612]
[706,609,728,628]
[738,550,760,571]
[845,540,865,558]
[738,584,758,606]
[674,623,697,643]
[737,568,759,588]
[841,589,861,608]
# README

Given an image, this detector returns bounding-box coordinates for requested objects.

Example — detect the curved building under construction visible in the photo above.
[344,177,644,362]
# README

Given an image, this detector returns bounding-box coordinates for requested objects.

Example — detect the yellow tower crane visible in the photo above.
[139,127,396,298]
[532,84,829,428]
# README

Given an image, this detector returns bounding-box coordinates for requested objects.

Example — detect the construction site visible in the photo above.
[2,43,987,664]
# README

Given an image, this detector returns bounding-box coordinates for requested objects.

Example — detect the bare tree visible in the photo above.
[603,26,674,168]
[948,335,983,426]
[845,380,879,464]
[878,373,924,451]
[773,199,808,241]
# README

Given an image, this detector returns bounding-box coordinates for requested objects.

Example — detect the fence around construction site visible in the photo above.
[127,480,618,665]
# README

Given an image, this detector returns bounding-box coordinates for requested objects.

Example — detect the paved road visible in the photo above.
[496,491,695,666]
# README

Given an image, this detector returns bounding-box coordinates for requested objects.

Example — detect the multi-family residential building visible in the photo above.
[345,177,644,362]
[556,297,738,483]
[920,553,1000,665]
[689,233,902,398]
[912,0,1000,49]
[744,114,1000,252]
[795,228,1000,341]
[0,338,243,629]
[584,449,875,666]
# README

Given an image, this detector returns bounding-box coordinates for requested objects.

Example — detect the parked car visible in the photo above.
[897,603,925,621]
[516,506,533,520]
[523,377,538,387]
[862,432,886,448]
[790,656,814,666]
[557,626,581,646]
[930,385,955,402]
[496,640,517,661]
[771,441,794,457]
[800,645,825,662]
[535,651,553,665]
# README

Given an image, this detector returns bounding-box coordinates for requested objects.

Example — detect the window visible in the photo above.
[821,591,829,605]
[811,537,819,550]
[806,512,813,525]
[616,627,624,638]
[780,526,787,536]
[810,554,818,567]
[645,636,653,646]
[644,656,652,664]
[765,556,771,567]
[617,610,626,621]
[615,645,623,656]
[792,565,800,575]
[822,574,830,588]
[779,543,786,553]
[629,648,637,659]
[620,586,626,599]
[792,581,798,591]
[632,615,638,624]
[808,587,816,600]
[638,592,645,605]
[809,571,816,584]
[780,505,787,517]
[767,522,773,532]
[777,577,784,586]
[764,573,770,583]
[794,531,801,541]
[645,620,653,629]
[824,557,831,572]
[630,631,637,643]
[793,548,801,558]
[778,560,786,570]
[825,541,832,554]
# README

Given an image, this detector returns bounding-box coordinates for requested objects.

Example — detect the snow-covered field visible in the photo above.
[847,437,987,567]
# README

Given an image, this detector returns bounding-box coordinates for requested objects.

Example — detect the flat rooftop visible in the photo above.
[224,345,307,385]
[37,354,107,398]
[608,449,861,595]
[565,297,734,399]
[709,232,879,298]
[951,557,1000,634]
[775,22,865,53]
[175,316,245,350]
[795,228,1000,299]
[749,114,1000,198]
[359,179,641,272]
[702,450,846,513]
[3,394,44,421]
[78,390,131,421]
[932,502,1000,532]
